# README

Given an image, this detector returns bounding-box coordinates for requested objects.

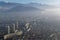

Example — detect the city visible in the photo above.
[0,0,60,40]
[0,20,59,40]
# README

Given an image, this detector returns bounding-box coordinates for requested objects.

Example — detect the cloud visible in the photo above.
[0,0,60,4]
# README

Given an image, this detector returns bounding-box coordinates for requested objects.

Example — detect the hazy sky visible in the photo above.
[0,0,60,4]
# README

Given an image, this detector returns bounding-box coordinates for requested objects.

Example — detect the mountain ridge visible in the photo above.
[0,1,39,13]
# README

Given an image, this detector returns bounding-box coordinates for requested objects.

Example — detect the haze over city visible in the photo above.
[0,0,60,40]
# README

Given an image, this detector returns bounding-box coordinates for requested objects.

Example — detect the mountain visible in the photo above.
[6,5,38,12]
[0,1,19,12]
[27,3,48,8]
[0,1,24,8]
[27,3,53,9]
[0,2,38,13]
[0,2,52,13]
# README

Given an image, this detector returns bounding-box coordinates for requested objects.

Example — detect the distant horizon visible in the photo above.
[0,0,60,5]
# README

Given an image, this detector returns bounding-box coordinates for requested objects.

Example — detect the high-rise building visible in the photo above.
[25,23,31,32]
[7,25,10,34]
[13,23,15,32]
[16,21,19,30]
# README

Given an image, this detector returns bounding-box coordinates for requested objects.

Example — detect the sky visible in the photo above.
[0,0,60,5]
